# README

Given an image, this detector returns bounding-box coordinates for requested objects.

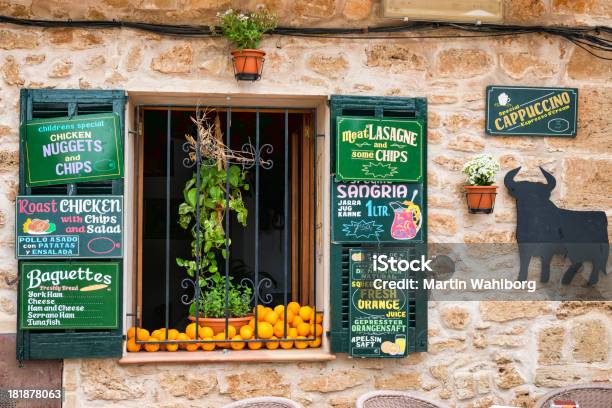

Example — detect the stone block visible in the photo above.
[293,0,336,18]
[429,213,457,236]
[454,372,476,400]
[0,150,19,173]
[428,337,466,353]
[365,44,428,72]
[440,306,470,330]
[572,319,609,362]
[343,0,372,20]
[307,53,349,79]
[80,360,146,400]
[447,134,485,153]
[1,56,24,86]
[504,0,547,22]
[538,326,565,364]
[222,368,289,399]
[496,364,525,389]
[0,30,38,49]
[560,158,612,209]
[480,301,550,322]
[299,369,366,392]
[436,49,493,78]
[556,301,612,319]
[499,52,557,79]
[151,44,192,74]
[159,373,218,399]
[374,372,421,390]
[568,47,612,81]
[48,58,73,78]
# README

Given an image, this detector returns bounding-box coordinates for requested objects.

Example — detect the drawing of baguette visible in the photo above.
[80,284,108,292]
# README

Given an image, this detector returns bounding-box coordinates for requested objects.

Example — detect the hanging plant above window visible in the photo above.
[212,8,277,81]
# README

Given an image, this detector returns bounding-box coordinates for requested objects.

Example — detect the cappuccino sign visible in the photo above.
[486,86,578,136]
[336,117,423,182]
[19,262,119,330]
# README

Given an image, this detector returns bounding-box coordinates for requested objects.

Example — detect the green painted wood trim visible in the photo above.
[17,89,126,361]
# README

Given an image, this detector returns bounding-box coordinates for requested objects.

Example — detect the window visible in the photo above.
[128,105,324,357]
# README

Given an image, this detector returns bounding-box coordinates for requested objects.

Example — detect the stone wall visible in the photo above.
[0,1,610,407]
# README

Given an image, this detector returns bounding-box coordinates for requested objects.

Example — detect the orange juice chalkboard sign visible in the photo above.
[332,179,423,243]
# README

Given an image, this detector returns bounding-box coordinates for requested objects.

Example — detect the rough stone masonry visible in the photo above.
[0,1,610,407]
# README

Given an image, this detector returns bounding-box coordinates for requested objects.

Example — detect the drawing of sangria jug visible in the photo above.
[389,190,422,240]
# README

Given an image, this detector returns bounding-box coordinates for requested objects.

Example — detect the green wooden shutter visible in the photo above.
[329,95,428,354]
[17,89,126,360]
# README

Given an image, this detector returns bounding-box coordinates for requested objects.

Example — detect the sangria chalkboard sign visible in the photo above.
[349,248,410,358]
[19,262,119,330]
[15,195,123,258]
[332,179,423,243]
[24,113,123,187]
[336,117,423,182]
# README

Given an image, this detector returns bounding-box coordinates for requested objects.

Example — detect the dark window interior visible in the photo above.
[140,109,309,329]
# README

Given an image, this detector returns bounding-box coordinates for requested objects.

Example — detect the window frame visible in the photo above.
[119,93,332,363]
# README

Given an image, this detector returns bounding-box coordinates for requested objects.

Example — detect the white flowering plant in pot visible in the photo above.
[462,154,500,213]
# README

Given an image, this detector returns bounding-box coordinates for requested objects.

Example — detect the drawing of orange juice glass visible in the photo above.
[394,334,406,354]
[389,190,421,240]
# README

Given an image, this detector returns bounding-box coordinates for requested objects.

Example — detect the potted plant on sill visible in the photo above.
[176,112,252,333]
[213,8,277,81]
[462,154,500,214]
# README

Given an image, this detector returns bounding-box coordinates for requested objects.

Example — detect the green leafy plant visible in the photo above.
[189,275,252,318]
[176,159,251,317]
[213,8,277,50]
[462,154,500,186]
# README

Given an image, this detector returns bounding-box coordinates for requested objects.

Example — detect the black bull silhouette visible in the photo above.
[505,167,609,285]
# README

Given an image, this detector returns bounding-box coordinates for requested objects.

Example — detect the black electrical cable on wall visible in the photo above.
[1,15,611,60]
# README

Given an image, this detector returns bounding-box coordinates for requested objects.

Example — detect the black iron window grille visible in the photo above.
[132,106,320,350]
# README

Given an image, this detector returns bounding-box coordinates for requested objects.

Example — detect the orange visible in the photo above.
[239,325,254,339]
[176,332,190,349]
[288,328,298,338]
[214,332,229,348]
[273,321,288,338]
[287,301,301,316]
[127,326,137,339]
[248,341,262,350]
[264,311,279,325]
[135,328,150,341]
[310,324,324,337]
[315,312,323,324]
[248,318,256,329]
[168,329,179,341]
[274,305,285,316]
[185,323,199,340]
[294,336,309,349]
[231,335,246,350]
[198,326,214,339]
[201,337,216,351]
[279,338,294,349]
[299,306,313,322]
[152,329,167,341]
[297,322,311,337]
[279,309,295,323]
[185,341,199,352]
[292,316,303,328]
[224,325,237,339]
[255,305,267,321]
[309,337,322,348]
[256,322,274,339]
[266,336,280,350]
[126,337,141,352]
[144,341,160,352]
[166,342,179,352]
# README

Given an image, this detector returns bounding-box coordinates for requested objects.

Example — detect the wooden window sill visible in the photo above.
[118,349,336,364]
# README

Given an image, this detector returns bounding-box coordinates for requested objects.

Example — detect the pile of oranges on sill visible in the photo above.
[126,302,323,352]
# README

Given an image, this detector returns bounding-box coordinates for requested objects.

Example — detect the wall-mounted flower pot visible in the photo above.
[464,185,497,214]
[188,314,253,334]
[231,49,265,81]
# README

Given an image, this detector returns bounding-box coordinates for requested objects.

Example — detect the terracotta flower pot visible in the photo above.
[188,314,252,335]
[231,49,265,80]
[464,185,497,213]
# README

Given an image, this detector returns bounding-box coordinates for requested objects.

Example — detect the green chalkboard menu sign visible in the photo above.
[19,262,119,330]
[15,196,123,258]
[332,179,423,243]
[349,248,409,358]
[336,117,423,182]
[24,113,123,187]
[486,86,578,136]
